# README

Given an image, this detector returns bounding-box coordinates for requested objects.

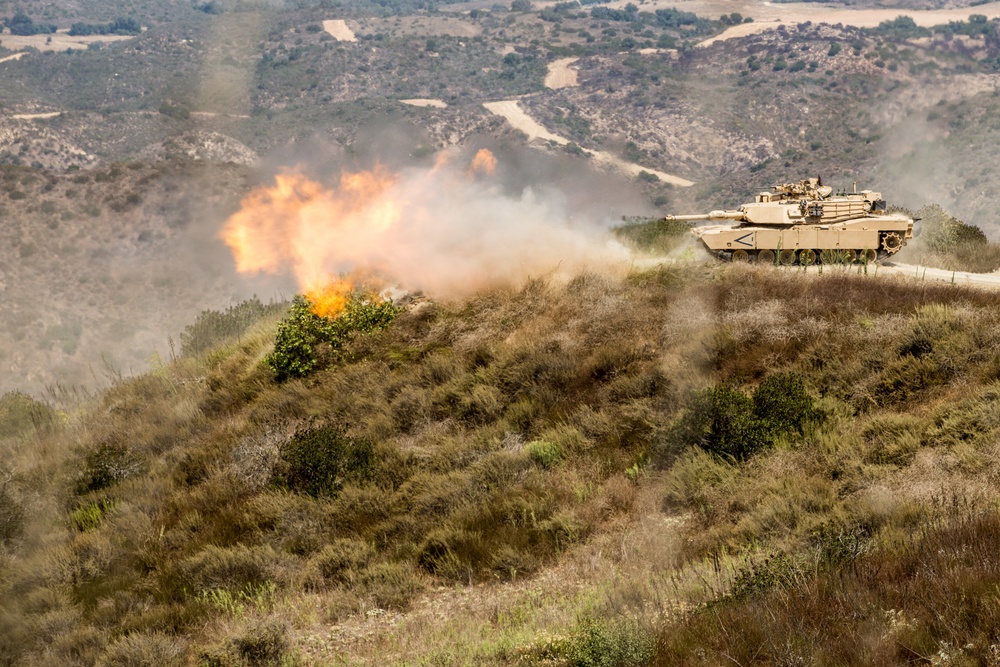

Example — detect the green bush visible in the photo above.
[0,391,53,438]
[75,443,144,495]
[752,372,818,435]
[526,439,562,468]
[266,292,399,381]
[180,298,286,357]
[537,616,654,667]
[669,373,817,462]
[273,426,375,498]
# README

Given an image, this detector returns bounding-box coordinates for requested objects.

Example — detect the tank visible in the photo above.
[664,177,914,264]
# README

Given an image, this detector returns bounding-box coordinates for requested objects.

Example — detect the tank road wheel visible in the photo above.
[758,249,776,265]
[882,232,903,255]
[799,249,816,266]
[840,249,857,264]
[859,249,877,264]
[778,249,796,266]
[732,249,751,263]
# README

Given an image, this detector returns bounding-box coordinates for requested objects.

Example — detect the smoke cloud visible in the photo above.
[221,150,633,301]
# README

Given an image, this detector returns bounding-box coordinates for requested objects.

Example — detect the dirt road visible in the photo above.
[483,100,695,186]
[11,111,61,120]
[400,98,448,108]
[544,57,579,89]
[0,31,134,52]
[881,262,1000,289]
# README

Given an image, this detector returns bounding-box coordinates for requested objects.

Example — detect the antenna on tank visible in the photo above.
[853,181,857,194]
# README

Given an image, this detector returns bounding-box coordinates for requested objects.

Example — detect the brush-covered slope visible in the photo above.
[4,264,1000,665]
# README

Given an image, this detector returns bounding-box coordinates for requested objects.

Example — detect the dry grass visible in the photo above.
[3,264,1000,664]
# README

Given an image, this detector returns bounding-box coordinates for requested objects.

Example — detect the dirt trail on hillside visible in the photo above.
[400,98,448,108]
[484,100,695,187]
[11,111,61,120]
[322,19,357,41]
[0,52,25,64]
[545,57,579,89]
[0,31,134,52]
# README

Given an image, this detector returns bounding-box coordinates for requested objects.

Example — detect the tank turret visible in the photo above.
[664,177,913,265]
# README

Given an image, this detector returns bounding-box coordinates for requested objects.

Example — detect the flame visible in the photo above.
[305,278,353,319]
[221,152,630,318]
[221,167,398,317]
[469,148,497,176]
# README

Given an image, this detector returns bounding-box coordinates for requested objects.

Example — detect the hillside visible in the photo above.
[7,0,1000,664]
[4,263,1000,665]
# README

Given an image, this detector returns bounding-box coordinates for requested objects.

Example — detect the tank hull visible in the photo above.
[692,213,913,264]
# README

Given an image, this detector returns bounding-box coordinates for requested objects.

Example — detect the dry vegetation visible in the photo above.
[5,260,1000,664]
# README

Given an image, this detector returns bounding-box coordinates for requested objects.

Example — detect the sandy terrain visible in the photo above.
[602,0,1000,24]
[356,16,480,38]
[322,20,357,42]
[11,111,61,120]
[0,51,25,64]
[698,20,779,47]
[483,100,569,144]
[544,57,579,89]
[0,30,134,52]
[483,100,694,187]
[189,111,252,119]
[400,98,449,108]
[884,262,1000,289]
[579,0,1000,45]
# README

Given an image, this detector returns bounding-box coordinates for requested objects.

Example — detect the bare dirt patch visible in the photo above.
[0,51,25,64]
[483,100,695,187]
[322,19,357,42]
[11,111,61,120]
[545,57,579,89]
[484,100,568,144]
[0,30,134,52]
[400,98,448,108]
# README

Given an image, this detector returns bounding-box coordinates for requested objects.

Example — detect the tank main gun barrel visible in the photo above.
[661,210,747,223]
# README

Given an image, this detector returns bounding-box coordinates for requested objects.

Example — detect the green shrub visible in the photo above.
[75,443,144,495]
[752,372,818,435]
[180,298,286,357]
[675,385,766,461]
[0,391,53,438]
[668,373,817,462]
[526,439,562,468]
[273,426,375,498]
[70,500,115,532]
[613,216,692,254]
[536,616,654,667]
[266,292,399,381]
[728,551,802,601]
